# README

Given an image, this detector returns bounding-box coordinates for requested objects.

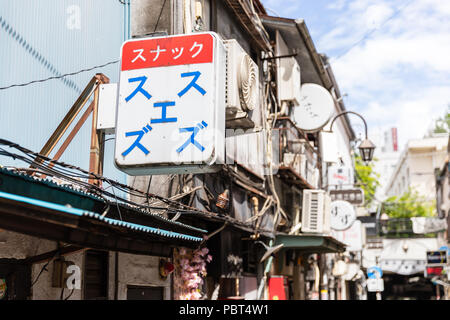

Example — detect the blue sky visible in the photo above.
[261,0,450,148]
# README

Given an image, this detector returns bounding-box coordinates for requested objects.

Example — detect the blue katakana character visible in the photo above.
[176,121,208,153]
[125,76,152,102]
[121,124,152,157]
[177,71,206,97]
[150,101,177,124]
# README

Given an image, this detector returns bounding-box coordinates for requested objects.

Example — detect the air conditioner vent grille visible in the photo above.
[301,190,331,234]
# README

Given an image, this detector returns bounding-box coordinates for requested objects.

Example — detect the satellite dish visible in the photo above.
[255,241,284,263]
[293,83,335,132]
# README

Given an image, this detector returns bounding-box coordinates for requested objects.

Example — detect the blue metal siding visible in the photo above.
[0,190,203,242]
[0,0,127,185]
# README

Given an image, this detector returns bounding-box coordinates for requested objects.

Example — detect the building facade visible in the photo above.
[0,0,368,300]
[386,134,448,200]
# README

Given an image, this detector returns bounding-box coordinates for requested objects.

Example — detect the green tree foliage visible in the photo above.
[432,106,450,134]
[354,154,380,207]
[383,188,436,218]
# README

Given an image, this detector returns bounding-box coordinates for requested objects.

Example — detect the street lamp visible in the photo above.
[329,111,376,162]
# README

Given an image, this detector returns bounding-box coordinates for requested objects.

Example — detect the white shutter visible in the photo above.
[301,190,325,233]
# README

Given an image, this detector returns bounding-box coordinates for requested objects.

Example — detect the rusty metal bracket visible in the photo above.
[31,73,110,187]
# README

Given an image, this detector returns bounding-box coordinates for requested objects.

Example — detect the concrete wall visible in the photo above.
[0,230,170,300]
[0,230,54,260]
[0,230,83,300]
[32,251,84,300]
[115,252,171,300]
[131,0,172,37]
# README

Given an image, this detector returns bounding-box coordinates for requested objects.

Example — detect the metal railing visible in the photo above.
[377,218,439,238]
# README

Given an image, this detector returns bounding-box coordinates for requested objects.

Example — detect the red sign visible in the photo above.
[268,276,286,300]
[392,127,398,151]
[121,33,214,71]
[425,266,443,278]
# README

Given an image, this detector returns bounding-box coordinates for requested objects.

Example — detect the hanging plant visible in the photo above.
[173,247,213,300]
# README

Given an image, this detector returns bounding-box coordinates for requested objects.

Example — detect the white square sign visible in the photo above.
[367,278,384,292]
[114,32,225,175]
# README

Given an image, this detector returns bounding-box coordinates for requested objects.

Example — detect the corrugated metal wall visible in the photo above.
[0,0,128,185]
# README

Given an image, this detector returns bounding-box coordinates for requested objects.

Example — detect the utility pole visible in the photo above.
[375,256,382,300]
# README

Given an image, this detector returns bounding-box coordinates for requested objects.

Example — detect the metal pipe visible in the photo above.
[128,0,131,39]
[261,53,298,60]
[329,111,368,139]
[257,239,274,299]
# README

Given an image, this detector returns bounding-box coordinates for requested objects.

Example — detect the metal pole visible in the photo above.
[88,74,109,186]
[329,111,369,139]
[257,239,274,300]
[375,255,382,300]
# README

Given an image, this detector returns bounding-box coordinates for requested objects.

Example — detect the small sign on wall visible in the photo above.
[0,278,6,300]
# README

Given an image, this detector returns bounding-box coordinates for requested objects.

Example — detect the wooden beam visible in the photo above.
[37,77,98,158]
[39,101,95,180]
[89,74,110,186]
[24,245,87,265]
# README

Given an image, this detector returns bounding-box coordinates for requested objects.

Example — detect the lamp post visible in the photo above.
[329,111,376,162]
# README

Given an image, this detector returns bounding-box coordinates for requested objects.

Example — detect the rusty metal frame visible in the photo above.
[31,73,110,186]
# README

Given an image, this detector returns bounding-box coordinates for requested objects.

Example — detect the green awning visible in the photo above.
[274,234,346,254]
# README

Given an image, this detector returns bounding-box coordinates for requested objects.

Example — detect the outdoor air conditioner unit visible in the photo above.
[223,39,260,129]
[301,190,331,234]
[277,56,301,106]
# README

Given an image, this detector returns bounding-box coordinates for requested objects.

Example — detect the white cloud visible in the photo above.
[319,0,450,146]
[260,0,450,148]
[261,0,302,18]
[363,3,393,29]
[363,86,450,146]
[327,0,347,11]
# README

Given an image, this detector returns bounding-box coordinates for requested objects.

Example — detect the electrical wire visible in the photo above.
[154,0,168,32]
[0,139,229,217]
[0,60,119,91]
[333,0,415,61]
[30,250,59,288]
[64,288,75,300]
[0,138,278,235]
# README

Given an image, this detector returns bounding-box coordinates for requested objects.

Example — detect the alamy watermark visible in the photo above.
[66,264,81,290]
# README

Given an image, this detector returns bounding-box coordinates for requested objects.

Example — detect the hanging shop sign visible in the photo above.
[425,266,444,278]
[330,200,356,231]
[327,165,354,187]
[115,32,226,175]
[268,276,286,300]
[0,278,6,300]
[332,220,363,252]
[380,259,426,276]
[329,188,364,206]
[367,278,384,292]
[426,250,448,266]
[293,83,334,132]
[367,266,383,279]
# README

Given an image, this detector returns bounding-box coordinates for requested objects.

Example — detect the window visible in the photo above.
[84,250,109,300]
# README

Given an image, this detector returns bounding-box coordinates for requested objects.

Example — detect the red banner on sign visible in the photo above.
[121,33,214,71]
[392,127,398,152]
[268,276,286,300]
